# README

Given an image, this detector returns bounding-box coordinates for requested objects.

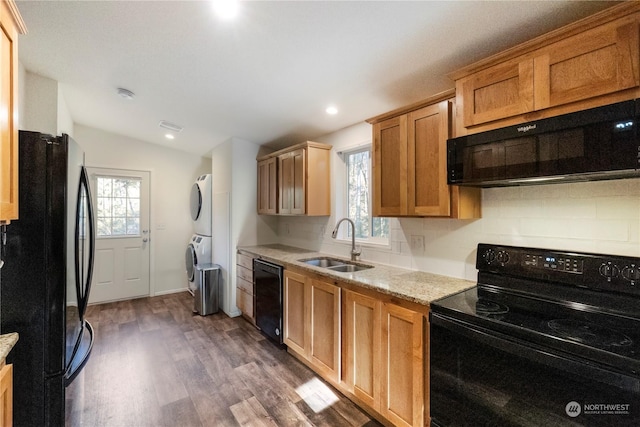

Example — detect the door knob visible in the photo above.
[142,238,149,242]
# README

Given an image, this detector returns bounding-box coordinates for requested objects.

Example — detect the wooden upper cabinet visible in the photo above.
[408,101,451,216]
[279,148,305,214]
[534,19,639,110]
[461,59,534,127]
[452,3,640,134]
[0,0,26,223]
[257,141,331,216]
[257,157,277,214]
[372,115,407,216]
[370,92,480,219]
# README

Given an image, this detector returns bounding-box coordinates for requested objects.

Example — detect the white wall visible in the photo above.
[74,125,211,295]
[21,71,74,136]
[276,122,640,281]
[211,137,277,317]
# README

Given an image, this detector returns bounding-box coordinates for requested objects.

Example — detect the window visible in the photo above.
[344,146,389,243]
[96,176,141,237]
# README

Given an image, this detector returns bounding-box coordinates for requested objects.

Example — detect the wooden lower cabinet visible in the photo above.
[235,252,255,322]
[309,279,340,381]
[343,290,381,410]
[380,303,424,427]
[285,278,428,427]
[343,290,426,427]
[283,271,341,382]
[0,362,13,427]
[283,270,308,355]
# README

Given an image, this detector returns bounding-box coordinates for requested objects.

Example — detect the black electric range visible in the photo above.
[430,243,640,427]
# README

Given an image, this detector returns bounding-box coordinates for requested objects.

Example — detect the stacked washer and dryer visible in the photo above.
[185,174,212,294]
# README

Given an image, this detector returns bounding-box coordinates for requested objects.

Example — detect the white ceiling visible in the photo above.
[16,1,614,157]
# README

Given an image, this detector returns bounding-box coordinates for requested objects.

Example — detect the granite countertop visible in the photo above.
[237,244,475,306]
[0,332,18,361]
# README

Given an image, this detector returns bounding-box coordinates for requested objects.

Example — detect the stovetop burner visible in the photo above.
[475,299,509,316]
[547,319,634,348]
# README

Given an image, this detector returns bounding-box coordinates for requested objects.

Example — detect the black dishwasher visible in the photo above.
[253,259,284,345]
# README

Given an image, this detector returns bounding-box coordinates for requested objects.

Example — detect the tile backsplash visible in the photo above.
[276,179,640,281]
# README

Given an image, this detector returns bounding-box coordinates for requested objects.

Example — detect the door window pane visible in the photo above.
[96,176,142,237]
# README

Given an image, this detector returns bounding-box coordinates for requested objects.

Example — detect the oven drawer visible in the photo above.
[430,312,640,426]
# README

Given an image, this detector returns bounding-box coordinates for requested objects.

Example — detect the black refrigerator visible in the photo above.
[1,130,95,426]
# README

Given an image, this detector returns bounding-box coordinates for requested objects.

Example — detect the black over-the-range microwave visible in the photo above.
[447,99,640,187]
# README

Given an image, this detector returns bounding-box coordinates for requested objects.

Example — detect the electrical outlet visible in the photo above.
[320,225,326,236]
[410,235,425,252]
[285,223,290,235]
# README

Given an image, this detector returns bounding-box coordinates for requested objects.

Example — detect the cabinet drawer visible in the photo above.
[237,253,254,270]
[236,288,254,319]
[237,265,253,283]
[236,275,253,294]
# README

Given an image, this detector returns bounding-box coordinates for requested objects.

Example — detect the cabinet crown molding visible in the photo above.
[256,140,332,161]
[365,88,455,125]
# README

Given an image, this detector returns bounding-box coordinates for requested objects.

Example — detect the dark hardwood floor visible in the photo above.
[66,292,381,427]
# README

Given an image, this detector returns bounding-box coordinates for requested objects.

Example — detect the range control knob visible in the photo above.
[621,264,640,285]
[483,249,496,264]
[599,262,620,282]
[496,251,510,264]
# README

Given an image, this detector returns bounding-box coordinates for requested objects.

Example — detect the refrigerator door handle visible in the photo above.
[75,166,95,321]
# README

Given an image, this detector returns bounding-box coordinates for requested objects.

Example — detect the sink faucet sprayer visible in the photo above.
[331,218,361,261]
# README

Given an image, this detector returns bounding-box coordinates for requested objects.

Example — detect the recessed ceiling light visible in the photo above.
[165,134,175,140]
[326,106,338,115]
[116,87,135,100]
[212,0,239,20]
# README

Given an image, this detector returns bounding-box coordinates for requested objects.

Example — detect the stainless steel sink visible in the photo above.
[301,257,345,267]
[327,264,372,273]
[299,257,373,273]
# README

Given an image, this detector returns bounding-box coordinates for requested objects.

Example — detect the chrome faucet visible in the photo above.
[331,218,361,261]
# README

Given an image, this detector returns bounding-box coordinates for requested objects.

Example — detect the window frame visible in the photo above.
[95,175,143,239]
[338,144,389,247]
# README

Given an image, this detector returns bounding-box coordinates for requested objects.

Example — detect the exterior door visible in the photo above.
[87,168,151,303]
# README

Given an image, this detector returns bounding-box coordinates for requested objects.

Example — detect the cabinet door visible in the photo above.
[283,270,309,355]
[278,149,306,215]
[257,157,277,214]
[534,20,640,110]
[0,363,12,427]
[461,58,534,127]
[380,303,424,427]
[309,279,340,381]
[0,1,20,222]
[289,148,306,215]
[372,115,408,216]
[343,290,380,410]
[408,100,451,216]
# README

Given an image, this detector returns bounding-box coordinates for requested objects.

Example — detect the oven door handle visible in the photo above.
[431,312,640,393]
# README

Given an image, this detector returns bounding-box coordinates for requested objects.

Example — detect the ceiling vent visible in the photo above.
[158,120,184,133]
